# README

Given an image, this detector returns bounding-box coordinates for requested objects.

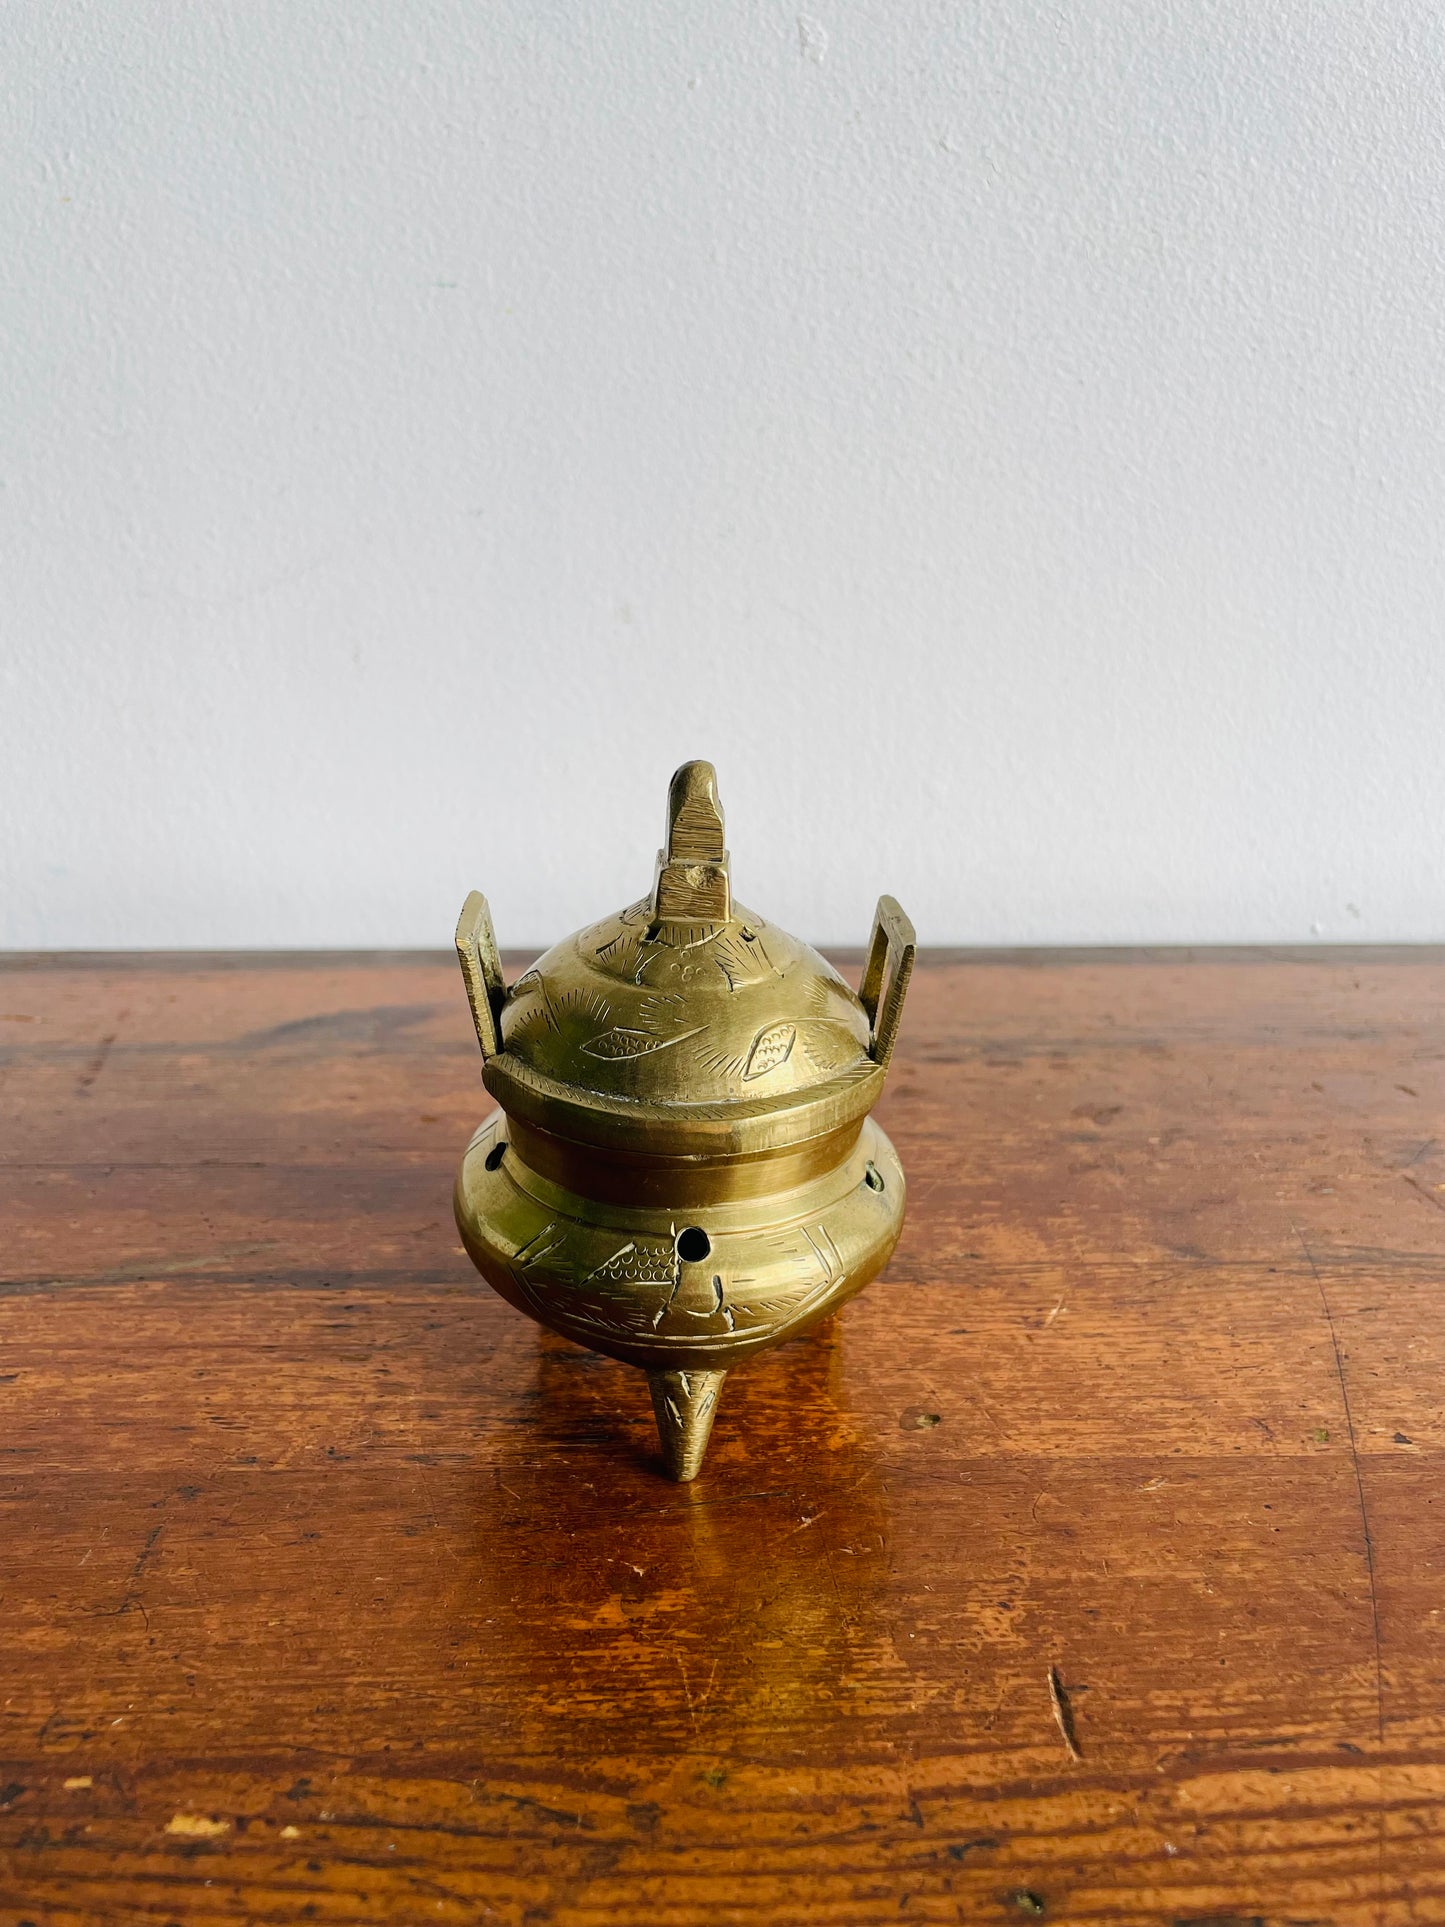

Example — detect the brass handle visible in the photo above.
[859,895,916,1071]
[455,890,506,1061]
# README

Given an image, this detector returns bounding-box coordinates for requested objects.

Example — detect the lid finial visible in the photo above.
[653,760,731,923]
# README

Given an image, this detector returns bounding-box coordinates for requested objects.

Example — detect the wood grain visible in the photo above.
[3,949,1445,1924]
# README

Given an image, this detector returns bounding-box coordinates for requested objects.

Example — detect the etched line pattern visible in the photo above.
[513,1224,564,1270]
[663,1372,719,1425]
[509,1223,568,1312]
[802,1225,834,1281]
[693,1042,750,1080]
[551,986,612,1027]
[711,927,776,991]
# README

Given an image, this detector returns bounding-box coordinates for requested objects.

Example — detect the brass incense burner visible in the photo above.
[453,761,915,1479]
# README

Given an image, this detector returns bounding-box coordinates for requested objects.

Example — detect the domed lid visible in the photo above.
[457,762,915,1159]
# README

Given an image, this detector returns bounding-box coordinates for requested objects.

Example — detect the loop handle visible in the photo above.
[859,895,916,1071]
[455,890,506,1061]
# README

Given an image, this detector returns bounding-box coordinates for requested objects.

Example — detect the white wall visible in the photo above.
[5,1,1445,950]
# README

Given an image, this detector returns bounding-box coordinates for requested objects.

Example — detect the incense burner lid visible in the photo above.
[459,762,913,1159]
[500,898,871,1112]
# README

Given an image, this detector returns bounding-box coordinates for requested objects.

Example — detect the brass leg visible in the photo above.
[645,1368,727,1481]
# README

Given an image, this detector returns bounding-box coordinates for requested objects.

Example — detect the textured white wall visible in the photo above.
[4,1,1445,950]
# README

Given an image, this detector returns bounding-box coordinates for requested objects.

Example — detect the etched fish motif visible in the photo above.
[743,1021,796,1080]
[586,1241,676,1286]
[581,1024,704,1060]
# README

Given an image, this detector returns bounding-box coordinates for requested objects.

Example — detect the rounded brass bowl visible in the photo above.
[455,1110,905,1375]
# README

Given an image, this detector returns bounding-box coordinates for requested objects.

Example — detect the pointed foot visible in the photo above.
[646,1368,727,1480]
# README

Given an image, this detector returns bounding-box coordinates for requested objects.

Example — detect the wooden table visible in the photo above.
[3,949,1443,1926]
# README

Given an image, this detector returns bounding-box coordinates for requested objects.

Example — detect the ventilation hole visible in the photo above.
[676,1226,711,1263]
[484,1140,507,1171]
[864,1162,885,1192]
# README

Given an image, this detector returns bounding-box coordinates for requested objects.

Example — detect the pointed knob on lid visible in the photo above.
[652,760,731,923]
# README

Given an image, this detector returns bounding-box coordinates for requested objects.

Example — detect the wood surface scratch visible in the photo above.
[1046,1664,1082,1763]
